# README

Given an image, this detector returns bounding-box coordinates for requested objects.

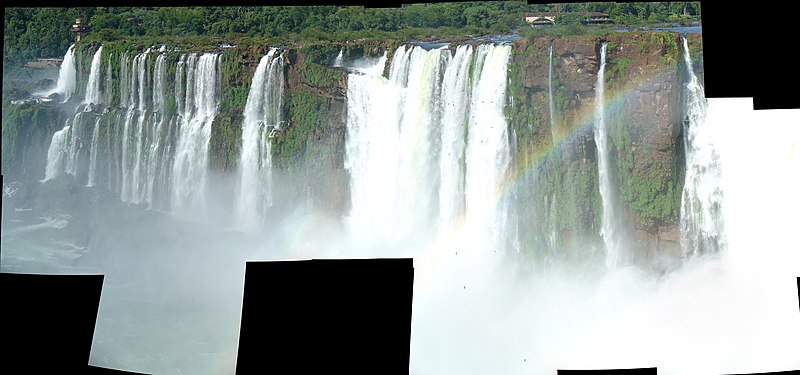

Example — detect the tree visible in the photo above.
[464,6,490,29]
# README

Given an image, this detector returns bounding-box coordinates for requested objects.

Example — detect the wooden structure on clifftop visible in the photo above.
[70,18,89,42]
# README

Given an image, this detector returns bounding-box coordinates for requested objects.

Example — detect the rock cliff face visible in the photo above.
[2,33,702,271]
[605,33,685,270]
[508,36,603,268]
[2,102,65,181]
[271,47,349,217]
[508,32,700,271]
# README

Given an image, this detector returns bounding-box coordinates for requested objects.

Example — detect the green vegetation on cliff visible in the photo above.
[608,117,681,225]
[602,32,683,230]
[507,37,604,267]
[507,31,690,266]
[5,2,700,74]
[3,3,701,267]
[1,102,63,179]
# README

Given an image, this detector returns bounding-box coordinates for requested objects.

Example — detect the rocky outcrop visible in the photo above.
[509,32,695,271]
[1,101,66,181]
[604,33,684,270]
[269,47,350,217]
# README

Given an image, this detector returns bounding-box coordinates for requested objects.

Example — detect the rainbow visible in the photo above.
[413,63,681,289]
[275,44,683,293]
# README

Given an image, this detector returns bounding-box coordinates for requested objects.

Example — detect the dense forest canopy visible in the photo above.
[3,2,700,72]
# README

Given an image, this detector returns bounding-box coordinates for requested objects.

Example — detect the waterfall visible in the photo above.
[21,40,800,375]
[120,107,135,201]
[171,53,220,217]
[118,52,134,200]
[396,46,446,239]
[345,45,446,244]
[349,51,388,76]
[548,44,556,141]
[333,49,344,67]
[87,118,101,186]
[236,48,285,231]
[594,42,620,268]
[120,52,130,109]
[108,111,122,193]
[39,45,217,216]
[43,44,104,185]
[343,64,396,243]
[105,53,114,106]
[38,45,191,212]
[45,44,77,102]
[144,53,169,208]
[176,55,186,117]
[120,52,138,202]
[345,43,512,250]
[44,120,73,181]
[41,109,89,183]
[679,36,726,256]
[130,49,150,204]
[438,45,473,227]
[112,49,174,208]
[84,46,104,106]
[65,112,84,177]
[464,44,512,250]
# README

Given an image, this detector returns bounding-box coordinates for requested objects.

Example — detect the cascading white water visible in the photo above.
[109,111,123,193]
[345,43,512,252]
[112,49,175,208]
[679,36,725,256]
[464,44,513,250]
[593,42,620,268]
[438,45,473,227]
[105,53,114,106]
[144,53,168,207]
[409,44,518,373]
[41,45,212,214]
[65,112,84,177]
[333,49,344,67]
[120,52,130,109]
[44,45,103,184]
[22,41,800,375]
[87,118,101,186]
[44,44,77,102]
[120,110,134,200]
[171,53,220,217]
[152,54,167,112]
[44,120,73,181]
[345,45,447,245]
[175,55,186,117]
[396,46,446,238]
[348,51,388,76]
[130,49,151,204]
[120,52,135,201]
[343,65,398,244]
[236,49,285,232]
[120,52,139,202]
[84,46,104,105]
